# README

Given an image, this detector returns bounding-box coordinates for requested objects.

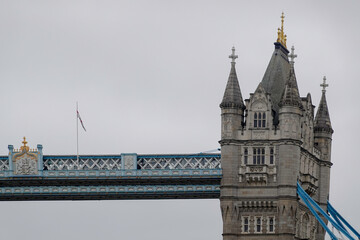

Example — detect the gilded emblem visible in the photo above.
[12,137,39,175]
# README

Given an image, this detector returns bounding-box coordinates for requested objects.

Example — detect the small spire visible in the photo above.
[320,76,329,93]
[220,47,244,109]
[289,46,297,66]
[276,12,287,48]
[315,77,333,134]
[229,46,238,64]
[279,62,302,109]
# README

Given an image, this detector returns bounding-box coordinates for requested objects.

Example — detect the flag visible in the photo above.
[77,110,86,132]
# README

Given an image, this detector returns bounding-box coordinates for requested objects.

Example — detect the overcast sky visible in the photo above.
[0,1,359,239]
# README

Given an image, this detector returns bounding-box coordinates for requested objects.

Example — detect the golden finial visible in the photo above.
[22,137,27,146]
[276,12,287,49]
[20,136,30,152]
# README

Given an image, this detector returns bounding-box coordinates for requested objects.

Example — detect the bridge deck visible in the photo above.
[0,153,221,201]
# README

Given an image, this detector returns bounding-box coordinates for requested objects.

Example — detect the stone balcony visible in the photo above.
[239,164,277,184]
[300,173,318,196]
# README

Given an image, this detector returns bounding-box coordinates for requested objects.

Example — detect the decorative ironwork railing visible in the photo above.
[0,156,9,171]
[43,155,122,170]
[137,154,221,170]
[0,154,221,172]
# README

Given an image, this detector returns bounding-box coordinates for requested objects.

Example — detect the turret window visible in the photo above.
[270,147,274,164]
[253,148,265,164]
[255,217,262,233]
[267,217,275,233]
[244,148,248,164]
[254,112,266,128]
[242,217,249,233]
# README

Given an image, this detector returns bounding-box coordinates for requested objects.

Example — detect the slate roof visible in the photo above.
[261,42,291,116]
[220,62,244,109]
[279,65,302,109]
[314,92,333,134]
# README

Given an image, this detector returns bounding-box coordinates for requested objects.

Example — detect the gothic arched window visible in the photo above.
[270,147,274,164]
[253,148,265,165]
[262,113,266,127]
[242,216,249,233]
[244,148,248,165]
[254,113,258,127]
[268,216,275,233]
[255,217,262,233]
[254,112,266,128]
[301,214,310,239]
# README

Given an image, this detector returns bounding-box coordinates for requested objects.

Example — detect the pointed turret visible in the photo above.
[220,47,244,109]
[279,46,302,109]
[314,77,333,134]
[314,77,333,215]
[261,13,291,121]
[278,46,302,140]
[220,47,244,140]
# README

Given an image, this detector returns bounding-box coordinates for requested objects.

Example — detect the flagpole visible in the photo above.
[76,102,79,166]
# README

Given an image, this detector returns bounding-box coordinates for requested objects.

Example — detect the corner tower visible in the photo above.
[219,13,333,240]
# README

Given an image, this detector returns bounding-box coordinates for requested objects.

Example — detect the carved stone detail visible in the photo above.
[123,155,135,169]
[14,155,38,175]
[253,131,266,139]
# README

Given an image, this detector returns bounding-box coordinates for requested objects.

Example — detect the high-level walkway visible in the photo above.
[0,150,221,201]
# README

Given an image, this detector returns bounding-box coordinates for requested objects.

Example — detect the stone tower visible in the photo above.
[219,14,333,240]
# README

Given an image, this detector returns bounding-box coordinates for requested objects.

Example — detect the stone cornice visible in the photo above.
[300,147,333,167]
[219,138,302,146]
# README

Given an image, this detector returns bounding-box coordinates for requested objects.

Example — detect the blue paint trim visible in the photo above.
[0,169,222,178]
[43,155,122,160]
[4,154,220,159]
[138,154,221,159]
[37,144,43,176]
[0,171,11,177]
[40,169,222,178]
[0,184,221,195]
[0,154,220,161]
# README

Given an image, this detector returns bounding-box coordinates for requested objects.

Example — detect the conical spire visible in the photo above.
[220,47,244,109]
[261,44,290,113]
[314,76,333,134]
[279,46,302,108]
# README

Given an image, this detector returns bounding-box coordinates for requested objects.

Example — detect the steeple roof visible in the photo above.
[261,13,291,123]
[314,77,333,134]
[220,47,244,109]
[261,43,290,112]
[279,46,302,109]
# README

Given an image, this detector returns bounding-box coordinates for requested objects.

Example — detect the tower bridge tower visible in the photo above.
[219,13,333,240]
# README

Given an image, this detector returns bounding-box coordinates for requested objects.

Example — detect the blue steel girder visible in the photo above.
[0,153,222,201]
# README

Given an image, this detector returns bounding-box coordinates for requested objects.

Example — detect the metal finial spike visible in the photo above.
[229,46,238,64]
[289,45,297,65]
[320,76,329,93]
